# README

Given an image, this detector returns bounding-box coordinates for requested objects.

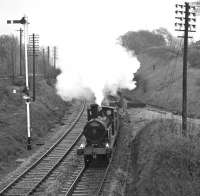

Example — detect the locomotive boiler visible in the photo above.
[77,103,120,166]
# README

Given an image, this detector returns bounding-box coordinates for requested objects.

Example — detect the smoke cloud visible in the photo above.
[55,1,140,104]
[56,39,140,104]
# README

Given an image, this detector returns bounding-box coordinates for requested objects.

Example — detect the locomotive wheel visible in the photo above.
[84,155,92,167]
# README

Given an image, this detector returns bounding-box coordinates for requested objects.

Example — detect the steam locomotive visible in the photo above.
[77,103,120,166]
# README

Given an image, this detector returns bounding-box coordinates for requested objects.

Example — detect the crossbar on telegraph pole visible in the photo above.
[7,16,32,150]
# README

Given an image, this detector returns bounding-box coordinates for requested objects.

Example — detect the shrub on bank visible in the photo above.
[0,79,69,177]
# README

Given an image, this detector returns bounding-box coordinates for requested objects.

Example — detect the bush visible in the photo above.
[134,73,147,92]
[144,46,178,60]
[128,119,200,196]
[120,30,166,54]
[188,48,200,68]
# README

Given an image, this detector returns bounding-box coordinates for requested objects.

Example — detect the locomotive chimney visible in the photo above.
[90,103,99,118]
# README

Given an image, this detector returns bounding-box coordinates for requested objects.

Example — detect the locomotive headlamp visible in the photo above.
[106,143,112,155]
[105,143,109,148]
[77,143,85,155]
[12,89,17,94]
[80,143,85,148]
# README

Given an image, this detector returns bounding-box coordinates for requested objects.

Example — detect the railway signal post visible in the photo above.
[7,16,32,150]
[175,2,196,136]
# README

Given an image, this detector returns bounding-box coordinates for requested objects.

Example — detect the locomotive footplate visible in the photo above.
[85,147,106,155]
[78,146,112,156]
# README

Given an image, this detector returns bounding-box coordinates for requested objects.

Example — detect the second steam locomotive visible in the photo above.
[77,103,120,166]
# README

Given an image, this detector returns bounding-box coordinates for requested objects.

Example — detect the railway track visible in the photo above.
[66,166,106,196]
[0,100,86,196]
[65,155,114,196]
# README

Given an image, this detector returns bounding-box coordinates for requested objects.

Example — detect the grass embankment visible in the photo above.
[127,119,200,196]
[120,29,200,117]
[125,49,200,118]
[0,79,70,176]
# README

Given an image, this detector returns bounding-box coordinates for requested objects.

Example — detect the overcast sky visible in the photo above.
[1,0,200,102]
[1,0,199,68]
[0,0,193,44]
[1,0,199,41]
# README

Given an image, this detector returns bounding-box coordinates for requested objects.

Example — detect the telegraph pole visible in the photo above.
[42,48,46,78]
[11,40,15,82]
[182,3,189,137]
[47,46,50,67]
[17,28,23,76]
[28,34,39,102]
[53,46,57,69]
[175,3,196,136]
[47,46,50,78]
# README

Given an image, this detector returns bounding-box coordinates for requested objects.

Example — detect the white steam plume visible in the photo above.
[55,1,140,104]
[56,39,140,104]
